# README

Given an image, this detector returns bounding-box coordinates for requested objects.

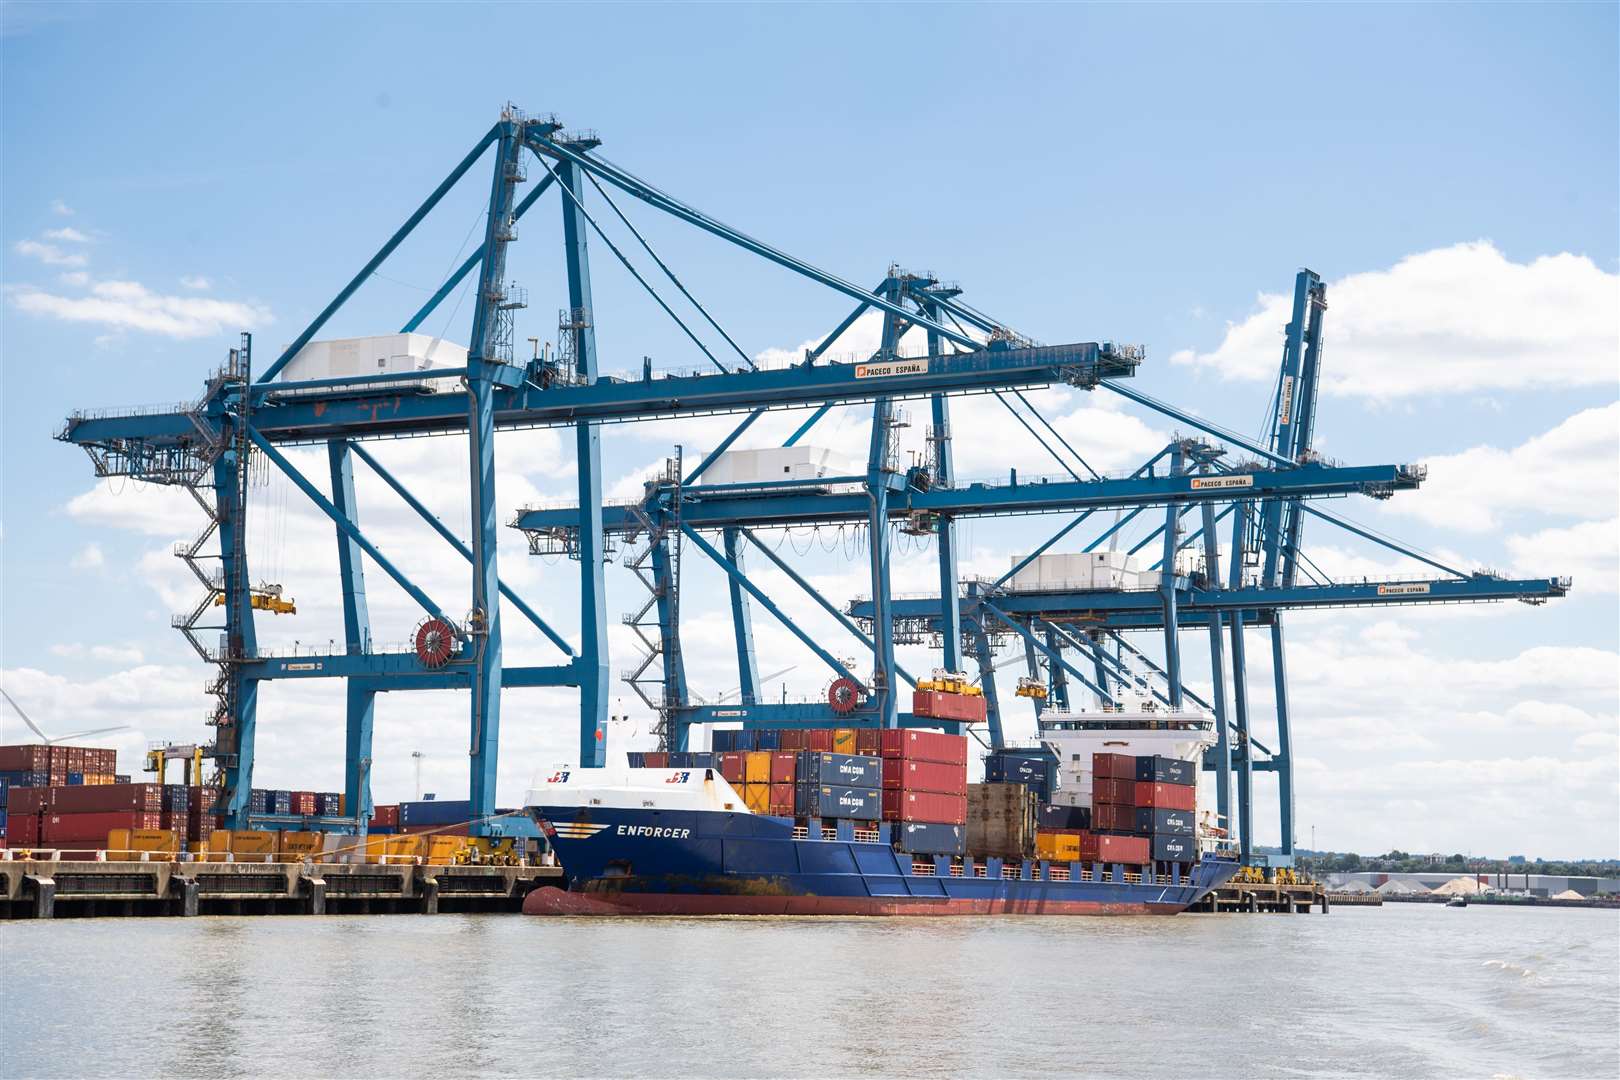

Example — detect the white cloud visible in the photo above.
[180,275,211,291]
[10,277,273,339]
[43,226,90,243]
[1383,403,1619,532]
[1507,518,1619,594]
[70,543,105,569]
[50,199,73,216]
[58,270,90,287]
[13,238,88,268]
[1171,242,1619,399]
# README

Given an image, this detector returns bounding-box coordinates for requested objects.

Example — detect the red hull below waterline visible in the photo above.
[521,886,1184,917]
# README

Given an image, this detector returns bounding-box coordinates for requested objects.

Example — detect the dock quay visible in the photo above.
[1195,879,1331,914]
[0,854,562,919]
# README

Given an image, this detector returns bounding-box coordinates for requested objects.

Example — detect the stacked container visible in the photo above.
[966,782,1037,859]
[879,731,969,856]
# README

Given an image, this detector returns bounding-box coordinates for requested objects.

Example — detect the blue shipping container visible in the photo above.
[984,753,1057,799]
[1038,803,1090,830]
[795,785,881,820]
[249,789,270,813]
[1134,755,1195,786]
[895,821,967,856]
[1133,807,1195,835]
[399,799,472,827]
[315,792,342,815]
[626,752,647,768]
[752,729,780,751]
[1152,833,1197,862]
[67,772,84,786]
[797,753,881,789]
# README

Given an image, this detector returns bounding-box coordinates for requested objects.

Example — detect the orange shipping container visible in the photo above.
[744,751,772,784]
[742,782,771,814]
[832,729,858,755]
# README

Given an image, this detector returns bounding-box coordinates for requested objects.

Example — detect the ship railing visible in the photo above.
[910,859,936,876]
[1079,868,1093,882]
[791,825,809,840]
[973,864,989,878]
[1124,871,1143,884]
[949,863,965,877]
[1049,865,1071,881]
[852,826,880,844]
[822,827,839,841]
[1000,864,1020,880]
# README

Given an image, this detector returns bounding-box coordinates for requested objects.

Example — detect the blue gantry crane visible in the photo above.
[59,109,1139,834]
[56,112,1567,856]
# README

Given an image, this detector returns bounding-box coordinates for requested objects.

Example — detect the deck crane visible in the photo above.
[56,108,1142,834]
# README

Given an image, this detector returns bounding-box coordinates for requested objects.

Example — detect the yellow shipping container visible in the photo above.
[743,782,771,814]
[385,835,426,862]
[1035,831,1081,862]
[106,828,179,860]
[832,729,858,755]
[425,835,465,864]
[364,834,391,864]
[744,750,772,784]
[231,831,276,858]
[278,831,324,856]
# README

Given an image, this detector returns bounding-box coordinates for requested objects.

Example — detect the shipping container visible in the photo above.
[1134,755,1195,786]
[1133,806,1195,835]
[895,821,967,856]
[769,752,798,785]
[4,812,39,846]
[797,784,881,820]
[1152,833,1197,863]
[642,752,669,769]
[399,799,472,827]
[881,789,967,825]
[1092,802,1134,832]
[106,828,180,859]
[798,752,882,789]
[1133,781,1196,812]
[162,785,190,812]
[48,784,165,814]
[43,811,163,841]
[315,792,342,816]
[1092,752,1137,780]
[711,729,741,753]
[1092,778,1135,806]
[855,728,881,756]
[881,757,967,796]
[966,783,1036,858]
[1037,803,1091,830]
[744,751,772,784]
[777,729,806,751]
[804,729,834,753]
[879,729,968,766]
[753,729,780,751]
[832,729,858,755]
[0,745,50,772]
[626,751,647,768]
[1035,830,1083,862]
[982,751,1057,799]
[718,752,746,785]
[911,689,988,724]
[742,782,771,815]
[372,804,400,828]
[1094,833,1151,865]
[767,782,795,817]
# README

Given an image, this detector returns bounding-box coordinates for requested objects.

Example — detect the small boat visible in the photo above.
[1446,896,1468,908]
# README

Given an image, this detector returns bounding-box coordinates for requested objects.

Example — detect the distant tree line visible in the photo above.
[1296,850,1620,878]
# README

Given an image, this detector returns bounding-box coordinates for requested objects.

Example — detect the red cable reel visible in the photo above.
[414,617,457,668]
[827,676,865,715]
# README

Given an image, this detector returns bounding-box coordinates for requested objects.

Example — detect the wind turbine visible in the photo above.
[0,686,131,744]
[690,666,798,706]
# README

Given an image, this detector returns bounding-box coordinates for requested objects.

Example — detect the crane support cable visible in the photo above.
[580,166,754,370]
[534,154,728,375]
[1011,388,1102,480]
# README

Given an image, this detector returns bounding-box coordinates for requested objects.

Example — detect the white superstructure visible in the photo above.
[524,761,749,814]
[696,445,859,487]
[278,333,468,383]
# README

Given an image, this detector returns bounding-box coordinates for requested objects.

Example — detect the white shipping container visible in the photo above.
[279,333,468,383]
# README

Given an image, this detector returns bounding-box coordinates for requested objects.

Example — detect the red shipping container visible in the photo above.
[5,813,40,846]
[43,811,163,841]
[0,744,50,772]
[373,804,400,827]
[880,789,967,825]
[50,784,164,813]
[767,782,795,816]
[718,752,746,784]
[1092,752,1136,779]
[1092,778,1135,805]
[855,729,881,756]
[1134,781,1196,811]
[805,729,833,752]
[910,690,988,724]
[1095,833,1151,865]
[292,791,317,816]
[777,729,806,751]
[769,752,798,785]
[1092,802,1134,832]
[881,757,967,796]
[642,752,669,768]
[6,787,46,814]
[878,729,968,767]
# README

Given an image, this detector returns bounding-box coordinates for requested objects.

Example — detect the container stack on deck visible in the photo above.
[709,728,970,856]
[1029,752,1198,869]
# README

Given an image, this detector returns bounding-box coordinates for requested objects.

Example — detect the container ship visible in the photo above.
[524,713,1239,917]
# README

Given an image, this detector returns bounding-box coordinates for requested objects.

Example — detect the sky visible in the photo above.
[2,3,1616,859]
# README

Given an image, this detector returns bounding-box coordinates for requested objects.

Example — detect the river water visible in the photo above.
[2,903,1616,1078]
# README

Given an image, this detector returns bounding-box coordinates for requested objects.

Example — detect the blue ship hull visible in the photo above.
[526,805,1240,916]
